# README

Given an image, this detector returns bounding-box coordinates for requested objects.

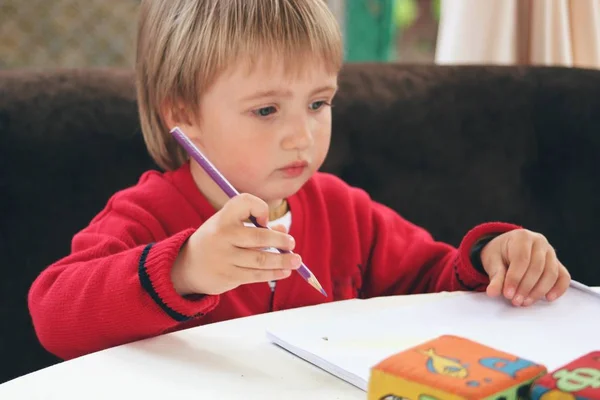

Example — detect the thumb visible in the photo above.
[483,252,506,297]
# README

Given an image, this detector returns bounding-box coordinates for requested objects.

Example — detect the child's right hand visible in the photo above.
[170,193,301,296]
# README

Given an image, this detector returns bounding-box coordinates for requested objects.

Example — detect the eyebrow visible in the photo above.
[240,85,338,102]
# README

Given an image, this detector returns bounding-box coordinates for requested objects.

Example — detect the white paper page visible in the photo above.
[266,286,600,391]
[267,303,439,390]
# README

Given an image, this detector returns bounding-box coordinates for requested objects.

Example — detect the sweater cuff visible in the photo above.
[138,229,220,322]
[456,222,521,291]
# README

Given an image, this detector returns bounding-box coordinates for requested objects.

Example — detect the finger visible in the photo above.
[245,224,290,250]
[231,247,302,270]
[503,235,533,299]
[270,224,288,233]
[221,193,270,226]
[229,225,295,251]
[545,262,571,302]
[234,266,293,285]
[521,249,559,306]
[512,241,547,306]
[484,250,506,298]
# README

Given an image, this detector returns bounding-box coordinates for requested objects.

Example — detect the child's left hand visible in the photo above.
[479,229,571,307]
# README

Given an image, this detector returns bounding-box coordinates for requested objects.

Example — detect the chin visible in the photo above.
[266,174,312,200]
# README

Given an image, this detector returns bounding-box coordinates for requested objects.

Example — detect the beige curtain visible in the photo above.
[435,0,600,69]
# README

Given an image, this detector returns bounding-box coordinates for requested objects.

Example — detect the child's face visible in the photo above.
[184,56,338,208]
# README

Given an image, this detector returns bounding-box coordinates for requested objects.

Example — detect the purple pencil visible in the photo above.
[170,126,327,297]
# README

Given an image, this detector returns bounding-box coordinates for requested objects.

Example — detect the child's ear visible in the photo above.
[161,98,194,130]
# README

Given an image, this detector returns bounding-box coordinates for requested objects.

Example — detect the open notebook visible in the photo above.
[266,282,600,391]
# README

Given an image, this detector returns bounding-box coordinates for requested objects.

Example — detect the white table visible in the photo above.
[1,288,598,399]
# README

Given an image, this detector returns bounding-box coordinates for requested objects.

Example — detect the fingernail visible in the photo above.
[288,236,295,248]
[513,295,523,306]
[278,269,292,279]
[523,297,534,306]
[291,255,301,268]
[546,292,557,301]
[257,217,268,226]
[505,287,515,298]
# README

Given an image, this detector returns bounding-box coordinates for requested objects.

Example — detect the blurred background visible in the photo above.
[2,0,598,70]
[1,0,140,69]
[1,0,439,68]
[2,0,440,68]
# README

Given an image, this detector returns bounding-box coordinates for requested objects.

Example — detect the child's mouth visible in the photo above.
[280,161,309,178]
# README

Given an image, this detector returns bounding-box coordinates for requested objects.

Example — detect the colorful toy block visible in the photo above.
[530,351,600,400]
[367,335,547,400]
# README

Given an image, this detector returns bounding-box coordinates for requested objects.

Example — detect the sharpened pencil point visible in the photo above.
[307,275,327,297]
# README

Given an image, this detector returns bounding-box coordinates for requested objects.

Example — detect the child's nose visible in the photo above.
[282,121,314,150]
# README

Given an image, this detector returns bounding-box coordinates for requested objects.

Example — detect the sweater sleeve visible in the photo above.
[359,200,520,297]
[27,196,219,360]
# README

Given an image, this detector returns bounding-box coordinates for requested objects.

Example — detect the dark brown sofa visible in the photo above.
[1,63,599,383]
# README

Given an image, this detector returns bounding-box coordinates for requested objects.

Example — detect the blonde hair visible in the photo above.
[135,0,343,171]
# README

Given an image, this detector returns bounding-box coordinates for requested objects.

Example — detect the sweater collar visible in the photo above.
[168,161,218,222]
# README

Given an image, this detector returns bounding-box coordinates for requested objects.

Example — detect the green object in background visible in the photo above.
[394,0,417,28]
[344,0,396,62]
[343,0,442,62]
[393,0,441,27]
[433,0,441,20]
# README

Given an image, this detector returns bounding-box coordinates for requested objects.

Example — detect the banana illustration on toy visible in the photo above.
[419,348,469,379]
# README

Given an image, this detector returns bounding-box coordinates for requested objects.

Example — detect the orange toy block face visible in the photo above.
[530,351,600,400]
[367,335,547,400]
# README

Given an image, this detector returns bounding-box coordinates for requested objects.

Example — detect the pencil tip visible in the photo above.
[307,275,328,297]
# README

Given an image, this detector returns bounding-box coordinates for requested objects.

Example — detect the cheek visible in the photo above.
[230,156,258,174]
[199,118,244,160]
[221,146,267,183]
[313,120,332,158]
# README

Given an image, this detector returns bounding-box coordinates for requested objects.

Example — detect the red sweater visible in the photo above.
[28,163,517,360]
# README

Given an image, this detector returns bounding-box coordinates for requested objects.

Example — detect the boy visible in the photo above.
[28,0,571,361]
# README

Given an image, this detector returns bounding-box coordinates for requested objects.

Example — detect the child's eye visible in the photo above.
[309,101,331,111]
[253,106,277,117]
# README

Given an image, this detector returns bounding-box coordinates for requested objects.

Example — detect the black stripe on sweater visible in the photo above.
[138,243,191,322]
